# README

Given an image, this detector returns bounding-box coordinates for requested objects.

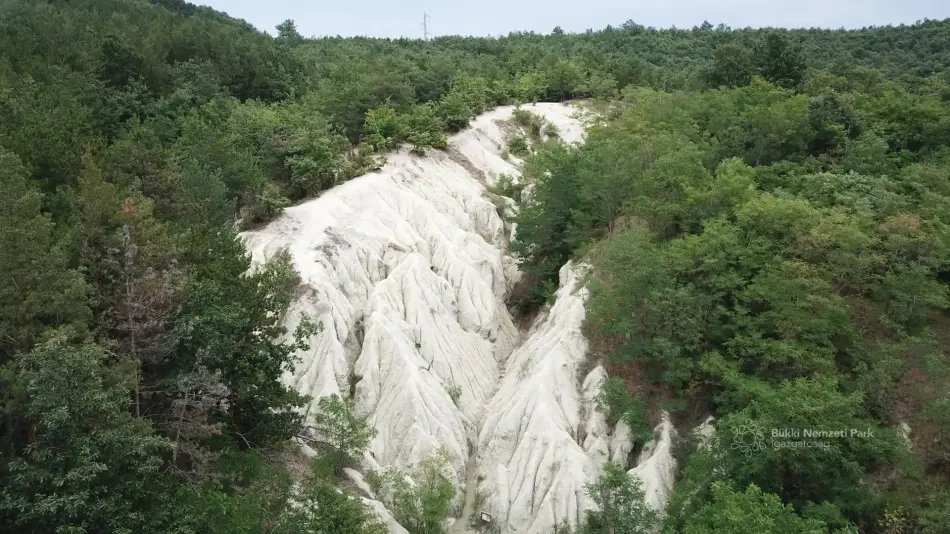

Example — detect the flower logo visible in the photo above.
[731,421,766,456]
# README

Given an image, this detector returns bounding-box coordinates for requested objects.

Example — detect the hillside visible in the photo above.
[1,0,949,532]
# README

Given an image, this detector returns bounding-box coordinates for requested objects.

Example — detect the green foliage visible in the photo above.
[705,43,755,88]
[380,446,456,534]
[488,173,525,203]
[175,240,315,448]
[681,483,831,534]
[543,59,585,100]
[512,107,546,140]
[312,394,377,476]
[515,61,950,531]
[577,462,659,534]
[363,105,407,151]
[580,71,619,99]
[595,377,654,446]
[754,32,808,89]
[181,449,298,533]
[511,142,585,296]
[275,475,388,534]
[438,88,475,131]
[710,376,908,515]
[444,380,462,407]
[275,19,304,47]
[179,449,386,534]
[406,102,448,153]
[0,149,89,359]
[507,135,530,157]
[364,468,385,497]
[3,0,950,529]
[1,336,172,533]
[706,32,806,90]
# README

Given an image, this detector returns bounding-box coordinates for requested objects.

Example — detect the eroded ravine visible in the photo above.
[241,103,674,533]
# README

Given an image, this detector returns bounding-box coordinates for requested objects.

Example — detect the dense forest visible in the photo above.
[513,30,950,534]
[0,0,949,531]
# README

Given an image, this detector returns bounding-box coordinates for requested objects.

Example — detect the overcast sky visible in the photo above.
[198,0,950,38]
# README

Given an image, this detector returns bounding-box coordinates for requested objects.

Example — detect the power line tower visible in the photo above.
[421,12,431,41]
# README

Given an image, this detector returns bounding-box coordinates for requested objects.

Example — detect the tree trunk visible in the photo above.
[122,224,140,418]
[337,443,345,477]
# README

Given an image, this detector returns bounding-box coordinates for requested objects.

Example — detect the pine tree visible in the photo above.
[0,148,89,361]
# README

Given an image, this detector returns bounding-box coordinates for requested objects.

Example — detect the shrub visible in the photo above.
[488,173,524,202]
[312,394,377,477]
[438,90,474,131]
[406,102,448,153]
[578,462,659,534]
[507,136,530,157]
[363,105,406,151]
[595,377,654,446]
[512,107,545,140]
[445,381,462,407]
[380,446,456,534]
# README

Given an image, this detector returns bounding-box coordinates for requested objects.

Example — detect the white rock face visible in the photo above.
[629,413,678,512]
[454,104,585,187]
[361,498,410,534]
[243,134,517,484]
[695,415,716,446]
[242,103,674,532]
[900,421,912,449]
[473,261,609,533]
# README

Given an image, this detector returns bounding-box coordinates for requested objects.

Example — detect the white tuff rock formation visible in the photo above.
[242,103,675,532]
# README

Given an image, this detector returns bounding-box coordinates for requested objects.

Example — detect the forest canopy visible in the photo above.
[1,0,950,532]
[512,43,950,534]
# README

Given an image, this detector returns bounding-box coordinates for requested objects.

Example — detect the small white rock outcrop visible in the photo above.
[628,413,678,511]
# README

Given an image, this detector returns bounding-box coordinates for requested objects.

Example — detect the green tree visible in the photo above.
[175,238,314,448]
[706,43,755,88]
[437,89,474,132]
[405,102,447,153]
[383,446,456,534]
[186,449,387,534]
[276,476,387,534]
[312,394,377,476]
[754,32,807,89]
[0,336,172,533]
[543,59,584,100]
[707,374,908,516]
[595,377,654,446]
[511,142,583,298]
[682,483,831,534]
[276,19,304,46]
[0,148,89,360]
[581,70,619,99]
[578,462,658,534]
[806,90,862,155]
[363,105,407,151]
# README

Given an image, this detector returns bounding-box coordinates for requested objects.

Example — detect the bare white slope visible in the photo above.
[471,261,677,533]
[241,102,582,485]
[454,104,585,187]
[242,103,675,532]
[244,148,511,484]
[474,261,606,533]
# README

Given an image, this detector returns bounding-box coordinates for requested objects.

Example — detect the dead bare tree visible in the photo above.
[161,356,228,480]
[103,223,182,416]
